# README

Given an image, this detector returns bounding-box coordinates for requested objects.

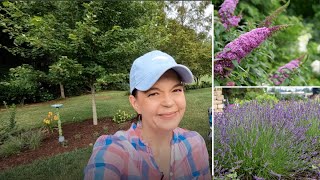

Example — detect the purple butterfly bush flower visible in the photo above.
[218,0,241,30]
[214,26,285,77]
[270,55,304,85]
[226,81,236,86]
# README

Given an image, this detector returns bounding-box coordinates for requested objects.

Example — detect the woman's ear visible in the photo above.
[129,95,141,114]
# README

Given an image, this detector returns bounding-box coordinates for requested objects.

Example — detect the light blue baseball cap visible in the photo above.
[130,50,194,94]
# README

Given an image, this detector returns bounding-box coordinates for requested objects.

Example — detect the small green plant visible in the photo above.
[0,135,24,158]
[112,110,134,124]
[0,103,17,144]
[92,131,100,139]
[234,93,279,106]
[21,129,44,150]
[226,170,240,180]
[8,104,16,130]
[73,133,82,140]
[102,126,108,134]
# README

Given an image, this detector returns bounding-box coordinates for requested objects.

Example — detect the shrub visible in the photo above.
[0,136,24,158]
[185,84,200,90]
[0,103,17,144]
[112,110,134,124]
[36,89,55,102]
[3,64,44,104]
[21,129,44,150]
[276,93,306,101]
[185,81,212,90]
[234,93,279,106]
[214,100,320,179]
[200,81,212,88]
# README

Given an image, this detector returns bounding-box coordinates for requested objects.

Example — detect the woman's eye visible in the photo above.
[173,88,183,92]
[148,92,158,97]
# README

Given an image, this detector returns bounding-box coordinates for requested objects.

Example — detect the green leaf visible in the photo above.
[231,60,239,67]
[2,1,10,7]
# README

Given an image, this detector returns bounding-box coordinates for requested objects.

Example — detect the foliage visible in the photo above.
[275,93,306,101]
[0,103,17,144]
[48,56,83,84]
[185,81,212,90]
[96,73,129,91]
[234,92,279,106]
[222,88,266,104]
[214,100,320,179]
[112,110,134,124]
[8,104,16,130]
[0,1,212,105]
[214,0,320,85]
[21,129,44,150]
[0,135,24,158]
[0,64,45,104]
[160,19,212,84]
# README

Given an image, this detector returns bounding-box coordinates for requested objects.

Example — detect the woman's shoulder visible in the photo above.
[173,127,205,142]
[93,123,138,150]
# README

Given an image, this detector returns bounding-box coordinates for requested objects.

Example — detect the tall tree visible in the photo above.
[163,1,212,83]
[0,1,154,124]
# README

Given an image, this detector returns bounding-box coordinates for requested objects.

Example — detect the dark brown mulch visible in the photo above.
[0,118,132,171]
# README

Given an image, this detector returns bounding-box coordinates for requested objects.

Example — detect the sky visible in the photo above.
[165,2,213,36]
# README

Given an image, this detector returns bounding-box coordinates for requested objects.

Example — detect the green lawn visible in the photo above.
[0,88,212,179]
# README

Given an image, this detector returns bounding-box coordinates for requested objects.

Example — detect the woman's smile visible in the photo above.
[158,111,178,119]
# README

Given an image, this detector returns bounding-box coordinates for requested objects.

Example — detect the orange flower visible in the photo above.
[53,115,59,121]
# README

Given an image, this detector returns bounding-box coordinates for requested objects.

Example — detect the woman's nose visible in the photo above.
[161,94,174,107]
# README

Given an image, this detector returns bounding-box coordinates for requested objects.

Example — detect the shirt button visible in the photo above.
[170,172,173,176]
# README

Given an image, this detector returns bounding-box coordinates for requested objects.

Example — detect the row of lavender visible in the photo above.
[214,0,311,86]
[214,100,320,179]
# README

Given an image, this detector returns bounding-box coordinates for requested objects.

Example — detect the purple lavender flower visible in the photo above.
[270,55,304,85]
[253,176,265,180]
[218,0,241,30]
[214,26,286,77]
[214,99,320,179]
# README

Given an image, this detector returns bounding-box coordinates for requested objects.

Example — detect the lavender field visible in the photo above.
[214,100,320,179]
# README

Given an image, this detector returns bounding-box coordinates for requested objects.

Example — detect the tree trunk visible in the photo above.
[195,76,200,86]
[20,97,26,106]
[59,82,65,99]
[91,84,98,125]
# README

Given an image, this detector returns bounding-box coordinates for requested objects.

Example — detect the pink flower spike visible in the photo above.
[270,55,305,85]
[226,81,236,86]
[214,25,287,77]
[218,0,241,30]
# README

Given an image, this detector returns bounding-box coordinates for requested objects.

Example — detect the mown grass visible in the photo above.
[0,148,92,180]
[0,88,212,179]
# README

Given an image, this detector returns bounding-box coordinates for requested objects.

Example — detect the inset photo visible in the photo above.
[213,0,320,86]
[213,87,320,179]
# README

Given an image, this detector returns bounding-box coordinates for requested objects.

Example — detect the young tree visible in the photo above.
[48,56,83,99]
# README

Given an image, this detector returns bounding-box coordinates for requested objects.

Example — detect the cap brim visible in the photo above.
[135,64,194,92]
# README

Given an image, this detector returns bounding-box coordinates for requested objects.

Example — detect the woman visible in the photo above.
[84,50,211,180]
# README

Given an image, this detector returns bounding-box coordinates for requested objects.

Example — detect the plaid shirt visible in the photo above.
[84,122,211,180]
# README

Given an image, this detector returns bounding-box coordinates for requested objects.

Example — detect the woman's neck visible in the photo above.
[140,125,172,177]
[141,126,173,149]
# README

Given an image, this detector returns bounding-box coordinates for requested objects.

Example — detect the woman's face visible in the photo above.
[129,70,186,132]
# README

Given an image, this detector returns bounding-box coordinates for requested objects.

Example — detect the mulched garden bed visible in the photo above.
[0,118,131,171]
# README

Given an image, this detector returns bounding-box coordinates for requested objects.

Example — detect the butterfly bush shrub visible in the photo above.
[214,0,309,86]
[214,100,320,179]
[218,0,241,30]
